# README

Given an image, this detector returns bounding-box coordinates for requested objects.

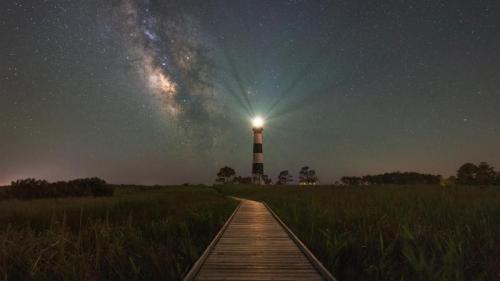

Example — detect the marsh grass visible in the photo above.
[0,186,237,281]
[218,185,500,281]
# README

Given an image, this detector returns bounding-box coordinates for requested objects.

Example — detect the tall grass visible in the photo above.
[218,185,500,281]
[0,186,237,281]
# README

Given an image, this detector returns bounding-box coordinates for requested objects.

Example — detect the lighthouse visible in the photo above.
[251,116,264,185]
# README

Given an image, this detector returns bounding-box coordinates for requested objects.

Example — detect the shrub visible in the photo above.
[9,178,113,200]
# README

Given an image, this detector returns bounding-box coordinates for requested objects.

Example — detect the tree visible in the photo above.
[216,166,236,184]
[299,166,318,185]
[440,176,457,187]
[341,176,363,186]
[277,170,293,185]
[262,175,273,185]
[299,166,309,184]
[10,178,49,199]
[9,177,112,199]
[308,169,318,185]
[215,177,226,184]
[339,172,442,185]
[456,163,479,185]
[233,176,252,184]
[476,162,496,185]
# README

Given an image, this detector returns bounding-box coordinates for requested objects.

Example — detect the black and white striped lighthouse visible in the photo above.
[251,116,264,185]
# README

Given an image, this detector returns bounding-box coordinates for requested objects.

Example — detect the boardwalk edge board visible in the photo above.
[263,202,338,281]
[183,201,242,281]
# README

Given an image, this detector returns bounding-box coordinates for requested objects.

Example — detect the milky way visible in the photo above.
[115,0,223,139]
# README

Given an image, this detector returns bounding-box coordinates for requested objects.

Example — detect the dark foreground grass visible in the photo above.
[0,186,237,281]
[217,185,500,281]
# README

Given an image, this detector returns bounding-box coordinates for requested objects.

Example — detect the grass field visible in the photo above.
[0,186,237,281]
[217,185,500,281]
[1,184,499,281]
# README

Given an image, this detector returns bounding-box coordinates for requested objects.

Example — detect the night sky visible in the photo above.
[1,0,500,185]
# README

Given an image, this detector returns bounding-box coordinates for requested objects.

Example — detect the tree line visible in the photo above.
[215,166,319,185]
[341,162,500,186]
[7,177,114,200]
[456,162,500,185]
[216,161,500,186]
[341,172,441,186]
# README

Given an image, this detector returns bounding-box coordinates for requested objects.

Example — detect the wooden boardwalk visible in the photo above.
[184,199,336,281]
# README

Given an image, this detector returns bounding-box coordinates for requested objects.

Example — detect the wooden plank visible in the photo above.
[184,198,336,281]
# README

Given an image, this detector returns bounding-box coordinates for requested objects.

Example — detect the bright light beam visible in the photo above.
[252,116,264,128]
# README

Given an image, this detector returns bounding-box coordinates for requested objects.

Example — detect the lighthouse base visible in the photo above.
[252,174,264,185]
